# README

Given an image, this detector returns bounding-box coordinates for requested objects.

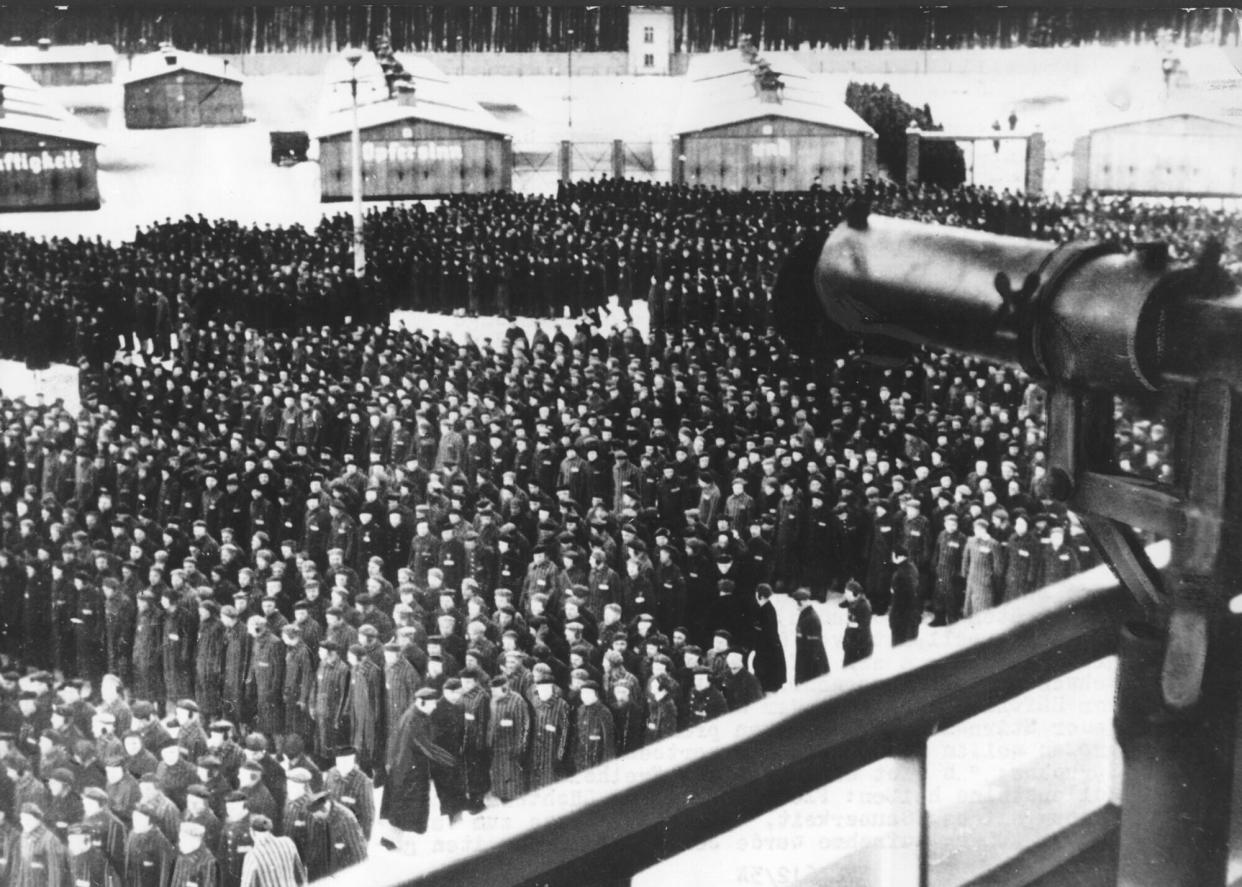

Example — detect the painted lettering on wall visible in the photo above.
[359,141,464,163]
[751,139,791,159]
[0,150,84,174]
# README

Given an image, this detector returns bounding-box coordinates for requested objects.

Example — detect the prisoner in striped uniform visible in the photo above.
[238,816,306,887]
[529,675,570,791]
[301,794,367,881]
[169,821,218,887]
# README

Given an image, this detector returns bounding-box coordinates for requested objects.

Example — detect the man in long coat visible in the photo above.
[528,674,570,790]
[456,668,491,813]
[245,616,285,742]
[931,513,966,626]
[572,681,615,773]
[487,676,530,803]
[346,645,384,775]
[1001,513,1041,603]
[313,642,350,760]
[428,681,467,823]
[888,546,922,647]
[382,641,421,765]
[220,606,251,726]
[961,518,1004,618]
[280,626,315,748]
[132,593,164,707]
[160,589,197,713]
[385,689,456,838]
[746,584,786,694]
[194,601,227,722]
[102,579,135,686]
[793,590,830,684]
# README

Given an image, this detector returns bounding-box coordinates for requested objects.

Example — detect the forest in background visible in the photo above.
[4,6,1239,56]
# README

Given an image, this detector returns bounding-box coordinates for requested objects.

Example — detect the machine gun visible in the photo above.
[776,206,1242,887]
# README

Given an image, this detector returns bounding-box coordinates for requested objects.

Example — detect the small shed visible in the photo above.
[313,84,511,200]
[0,104,102,211]
[1,39,115,86]
[123,47,245,129]
[1072,111,1242,197]
[673,54,876,191]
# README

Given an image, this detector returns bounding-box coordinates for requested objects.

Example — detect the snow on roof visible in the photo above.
[685,51,812,83]
[391,54,451,85]
[122,48,243,86]
[0,106,103,145]
[0,90,74,122]
[0,58,99,142]
[1087,109,1242,135]
[312,88,510,140]
[0,61,40,90]
[0,42,116,66]
[676,68,874,136]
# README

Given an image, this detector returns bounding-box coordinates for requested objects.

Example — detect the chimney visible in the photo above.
[9,37,22,46]
[164,51,177,66]
[394,80,416,107]
[37,37,51,52]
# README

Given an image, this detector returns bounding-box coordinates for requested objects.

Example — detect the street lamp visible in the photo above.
[344,47,366,279]
[566,27,574,131]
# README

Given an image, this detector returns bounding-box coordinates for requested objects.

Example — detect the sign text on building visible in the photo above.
[0,150,84,174]
[359,141,464,164]
[751,139,792,159]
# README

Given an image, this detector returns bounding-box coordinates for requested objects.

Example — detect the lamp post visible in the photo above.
[566,27,574,131]
[344,47,366,278]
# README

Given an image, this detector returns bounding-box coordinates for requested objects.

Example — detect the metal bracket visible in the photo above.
[1045,379,1233,708]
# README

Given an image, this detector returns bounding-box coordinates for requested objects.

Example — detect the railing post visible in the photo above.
[560,139,572,183]
[874,739,929,887]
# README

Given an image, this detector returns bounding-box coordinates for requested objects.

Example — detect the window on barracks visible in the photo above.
[644,26,654,44]
[644,54,655,68]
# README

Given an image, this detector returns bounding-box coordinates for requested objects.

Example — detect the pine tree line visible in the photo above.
[3,6,1237,56]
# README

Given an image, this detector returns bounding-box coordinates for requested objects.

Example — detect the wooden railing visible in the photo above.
[321,564,1144,887]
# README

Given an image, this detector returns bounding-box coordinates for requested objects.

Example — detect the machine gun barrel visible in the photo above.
[807,212,1240,394]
